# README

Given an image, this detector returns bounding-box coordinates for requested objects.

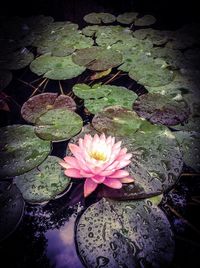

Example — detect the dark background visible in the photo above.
[1,0,200,28]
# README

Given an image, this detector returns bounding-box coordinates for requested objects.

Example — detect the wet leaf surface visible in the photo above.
[21,93,76,123]
[83,12,116,24]
[72,47,123,71]
[117,12,138,24]
[14,156,71,203]
[134,14,156,26]
[35,108,83,141]
[0,125,51,178]
[76,198,174,268]
[133,93,190,126]
[30,54,85,80]
[0,180,24,242]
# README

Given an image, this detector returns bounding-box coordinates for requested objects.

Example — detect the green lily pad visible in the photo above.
[30,54,85,80]
[173,115,200,132]
[133,28,171,45]
[35,108,83,141]
[84,85,138,114]
[134,15,156,26]
[128,58,174,87]
[1,48,34,70]
[76,198,174,268]
[174,131,200,172]
[133,93,190,126]
[0,70,12,90]
[72,47,123,71]
[117,12,139,24]
[83,12,116,24]
[21,93,76,123]
[0,125,51,179]
[0,181,24,242]
[14,156,71,204]
[92,106,183,199]
[92,106,153,137]
[72,83,112,99]
[150,47,187,69]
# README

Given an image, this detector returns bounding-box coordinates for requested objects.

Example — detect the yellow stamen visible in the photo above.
[90,151,106,161]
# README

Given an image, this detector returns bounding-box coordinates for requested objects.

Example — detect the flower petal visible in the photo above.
[63,156,80,169]
[92,176,105,184]
[103,178,122,189]
[109,170,130,178]
[84,178,98,197]
[64,168,82,178]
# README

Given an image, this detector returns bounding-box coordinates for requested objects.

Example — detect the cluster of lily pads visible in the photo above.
[0,10,200,267]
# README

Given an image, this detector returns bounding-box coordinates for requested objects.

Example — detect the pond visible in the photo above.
[0,1,200,267]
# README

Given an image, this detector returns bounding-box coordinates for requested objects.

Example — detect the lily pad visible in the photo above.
[0,70,12,90]
[133,93,190,126]
[72,83,112,99]
[133,28,172,45]
[174,131,200,172]
[0,181,24,242]
[35,108,83,141]
[1,48,34,70]
[128,58,174,87]
[117,12,139,24]
[92,106,152,137]
[76,198,174,268]
[0,125,51,179]
[134,15,156,26]
[83,12,116,24]
[173,115,200,132]
[72,47,123,71]
[84,85,138,114]
[21,93,76,123]
[14,156,71,203]
[92,106,183,199]
[30,54,85,80]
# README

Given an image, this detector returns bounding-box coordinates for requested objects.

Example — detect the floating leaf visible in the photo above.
[83,12,116,24]
[21,93,76,123]
[72,47,123,71]
[15,156,71,203]
[0,70,12,90]
[30,54,85,80]
[35,108,83,141]
[117,12,139,24]
[1,48,34,70]
[0,181,24,241]
[174,131,200,172]
[84,85,138,114]
[76,198,174,268]
[134,15,156,26]
[92,106,183,198]
[90,68,111,80]
[92,106,152,137]
[133,93,190,126]
[128,58,174,87]
[133,28,171,45]
[0,125,51,179]
[173,116,200,132]
[72,83,112,100]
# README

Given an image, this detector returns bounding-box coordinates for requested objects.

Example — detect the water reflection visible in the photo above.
[45,204,84,268]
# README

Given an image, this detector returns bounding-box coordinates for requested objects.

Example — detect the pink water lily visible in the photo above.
[60,133,134,197]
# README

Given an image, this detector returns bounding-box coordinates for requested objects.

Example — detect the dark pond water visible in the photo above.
[0,1,200,267]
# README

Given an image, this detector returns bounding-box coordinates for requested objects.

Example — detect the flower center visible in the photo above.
[90,151,107,161]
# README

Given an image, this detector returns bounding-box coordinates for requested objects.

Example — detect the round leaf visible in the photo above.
[21,93,76,123]
[72,47,123,71]
[134,15,156,26]
[117,12,138,24]
[0,181,24,242]
[15,156,71,203]
[76,198,174,268]
[0,125,51,178]
[35,108,83,141]
[133,93,190,126]
[83,12,116,24]
[174,131,200,172]
[72,83,112,99]
[30,54,85,80]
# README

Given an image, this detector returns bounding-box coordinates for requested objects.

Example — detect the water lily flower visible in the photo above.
[60,133,134,197]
